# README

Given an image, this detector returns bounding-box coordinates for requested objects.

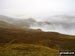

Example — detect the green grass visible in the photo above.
[0,44,58,56]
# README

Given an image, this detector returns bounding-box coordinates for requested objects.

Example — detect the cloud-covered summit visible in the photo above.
[0,15,75,35]
[30,15,75,35]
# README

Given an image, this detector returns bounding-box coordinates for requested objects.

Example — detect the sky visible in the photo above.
[0,0,75,20]
[0,0,75,35]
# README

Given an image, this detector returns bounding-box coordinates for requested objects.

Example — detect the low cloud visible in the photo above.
[30,15,75,35]
[0,15,75,35]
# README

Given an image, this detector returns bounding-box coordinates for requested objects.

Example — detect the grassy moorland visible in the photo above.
[0,27,75,56]
[0,44,58,56]
[0,21,75,56]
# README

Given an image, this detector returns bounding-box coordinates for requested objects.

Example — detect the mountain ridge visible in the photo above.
[0,15,75,35]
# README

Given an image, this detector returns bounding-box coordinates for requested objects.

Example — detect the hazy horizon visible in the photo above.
[0,0,75,35]
[0,0,75,20]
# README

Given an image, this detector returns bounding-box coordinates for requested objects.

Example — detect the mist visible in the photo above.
[0,0,75,19]
[0,0,75,35]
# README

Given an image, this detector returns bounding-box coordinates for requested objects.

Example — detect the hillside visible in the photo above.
[0,15,75,35]
[0,19,75,56]
[0,44,58,56]
[0,20,42,32]
[0,15,15,23]
[0,21,16,28]
[0,26,75,50]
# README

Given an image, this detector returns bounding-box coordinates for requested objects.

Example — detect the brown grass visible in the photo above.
[0,28,75,56]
